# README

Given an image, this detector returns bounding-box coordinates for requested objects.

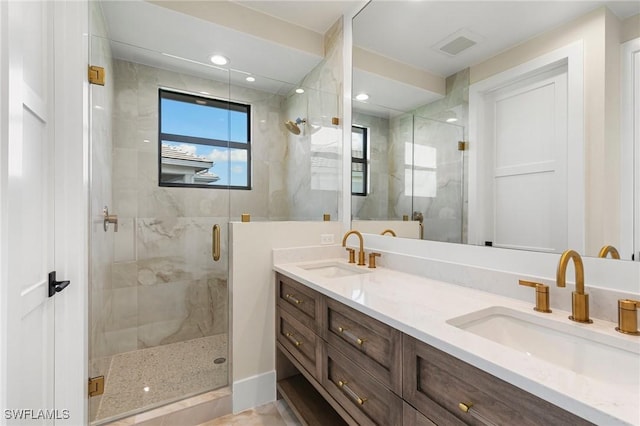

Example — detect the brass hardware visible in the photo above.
[241,213,250,222]
[616,299,640,335]
[103,206,118,232]
[557,249,592,323]
[285,332,302,347]
[332,117,340,125]
[380,229,396,237]
[368,252,381,268]
[88,65,105,86]
[88,376,105,397]
[285,294,303,305]
[342,230,366,266]
[458,402,496,426]
[212,224,221,261]
[519,280,552,313]
[598,245,621,259]
[419,222,424,239]
[338,326,365,345]
[337,380,367,405]
[323,213,331,221]
[458,141,468,151]
[346,248,356,264]
[459,402,471,413]
[403,215,409,221]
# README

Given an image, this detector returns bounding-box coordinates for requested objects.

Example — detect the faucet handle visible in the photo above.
[345,248,356,264]
[616,299,640,335]
[519,280,552,313]
[368,252,381,269]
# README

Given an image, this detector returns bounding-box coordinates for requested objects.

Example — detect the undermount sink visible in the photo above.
[298,261,371,279]
[447,306,640,386]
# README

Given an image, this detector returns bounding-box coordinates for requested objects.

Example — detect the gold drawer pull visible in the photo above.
[337,380,367,405]
[285,294,303,304]
[458,403,498,426]
[338,326,365,345]
[285,332,302,347]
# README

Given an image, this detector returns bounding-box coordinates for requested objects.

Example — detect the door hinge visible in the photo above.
[88,65,105,86]
[88,376,105,397]
[458,141,468,151]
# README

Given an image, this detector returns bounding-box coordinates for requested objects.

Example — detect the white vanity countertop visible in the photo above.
[274,257,640,426]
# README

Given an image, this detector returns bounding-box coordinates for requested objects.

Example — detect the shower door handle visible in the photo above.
[212,224,221,262]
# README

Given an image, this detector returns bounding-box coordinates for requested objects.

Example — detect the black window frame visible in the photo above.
[158,88,252,190]
[351,125,368,196]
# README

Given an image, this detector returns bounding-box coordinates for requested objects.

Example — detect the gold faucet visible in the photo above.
[342,230,366,266]
[380,229,396,237]
[556,249,592,323]
[598,245,620,259]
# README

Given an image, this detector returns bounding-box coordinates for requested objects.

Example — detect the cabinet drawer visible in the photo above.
[403,335,593,426]
[277,308,321,380]
[277,273,323,333]
[403,402,436,426]
[326,298,402,394]
[323,343,402,426]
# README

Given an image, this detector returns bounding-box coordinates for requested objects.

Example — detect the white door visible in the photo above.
[482,66,568,252]
[1,1,59,423]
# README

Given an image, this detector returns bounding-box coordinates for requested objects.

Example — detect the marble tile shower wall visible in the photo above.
[283,18,343,220]
[385,69,470,242]
[412,69,470,243]
[100,59,292,359]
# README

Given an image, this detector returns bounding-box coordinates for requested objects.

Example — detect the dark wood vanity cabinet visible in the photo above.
[403,335,594,426]
[275,272,593,426]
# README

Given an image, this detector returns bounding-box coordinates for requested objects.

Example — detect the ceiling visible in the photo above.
[100,0,639,109]
[233,0,363,33]
[353,1,640,78]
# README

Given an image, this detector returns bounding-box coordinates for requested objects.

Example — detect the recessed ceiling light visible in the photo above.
[295,88,305,94]
[210,54,229,66]
[355,93,369,101]
[246,76,255,82]
[446,117,458,123]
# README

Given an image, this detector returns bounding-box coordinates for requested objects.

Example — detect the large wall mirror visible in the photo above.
[352,0,640,259]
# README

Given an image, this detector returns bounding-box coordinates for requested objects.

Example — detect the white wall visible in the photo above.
[230,221,342,413]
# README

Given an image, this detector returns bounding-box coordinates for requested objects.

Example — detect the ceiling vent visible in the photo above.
[433,28,482,57]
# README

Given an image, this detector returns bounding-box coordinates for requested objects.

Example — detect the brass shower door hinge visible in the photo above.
[88,376,105,397]
[458,141,468,151]
[88,65,105,86]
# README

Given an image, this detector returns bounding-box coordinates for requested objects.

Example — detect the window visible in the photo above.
[158,89,251,189]
[351,126,368,196]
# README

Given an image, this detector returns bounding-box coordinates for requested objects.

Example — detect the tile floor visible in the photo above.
[198,401,301,426]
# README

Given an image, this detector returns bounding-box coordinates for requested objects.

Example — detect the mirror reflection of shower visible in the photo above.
[285,117,306,135]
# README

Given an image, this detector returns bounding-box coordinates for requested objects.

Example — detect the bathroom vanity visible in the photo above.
[273,254,639,426]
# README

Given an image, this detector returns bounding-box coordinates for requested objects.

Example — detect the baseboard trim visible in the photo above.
[232,371,276,414]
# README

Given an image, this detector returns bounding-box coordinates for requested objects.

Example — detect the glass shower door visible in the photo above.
[411,115,465,243]
[88,5,231,423]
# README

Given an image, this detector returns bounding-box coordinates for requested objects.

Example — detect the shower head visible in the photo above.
[285,118,306,135]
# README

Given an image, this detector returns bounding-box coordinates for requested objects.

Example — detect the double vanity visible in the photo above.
[273,240,640,425]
